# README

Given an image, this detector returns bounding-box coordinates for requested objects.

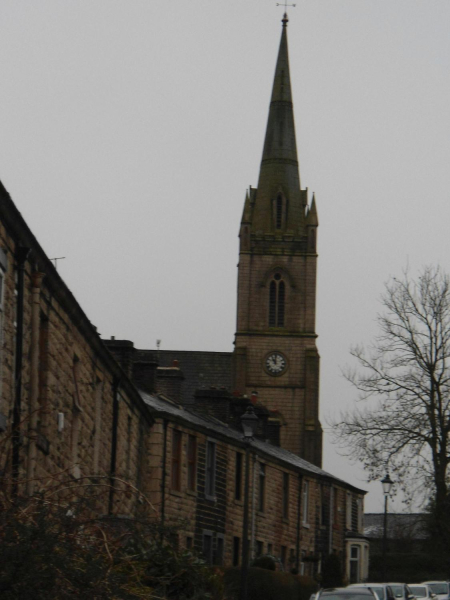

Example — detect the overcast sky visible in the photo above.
[1,1,449,512]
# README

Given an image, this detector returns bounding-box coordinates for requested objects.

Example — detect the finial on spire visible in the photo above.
[276,2,295,26]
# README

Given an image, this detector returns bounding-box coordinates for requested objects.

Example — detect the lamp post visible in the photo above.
[381,473,393,582]
[239,405,259,600]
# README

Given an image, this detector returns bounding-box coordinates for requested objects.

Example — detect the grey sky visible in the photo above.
[1,1,449,512]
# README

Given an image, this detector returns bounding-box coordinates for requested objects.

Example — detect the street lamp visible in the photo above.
[381,473,393,582]
[239,405,259,600]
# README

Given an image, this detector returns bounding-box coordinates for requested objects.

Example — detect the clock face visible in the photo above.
[265,352,287,376]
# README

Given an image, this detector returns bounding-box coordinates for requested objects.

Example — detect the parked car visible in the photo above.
[349,583,416,600]
[421,582,450,600]
[386,583,417,600]
[409,585,437,600]
[348,583,393,600]
[316,588,379,600]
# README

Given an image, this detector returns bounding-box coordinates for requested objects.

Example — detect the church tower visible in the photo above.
[233,14,322,466]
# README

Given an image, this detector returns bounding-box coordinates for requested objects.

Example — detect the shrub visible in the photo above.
[251,555,276,570]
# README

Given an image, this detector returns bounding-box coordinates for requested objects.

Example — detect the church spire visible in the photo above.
[251,14,303,234]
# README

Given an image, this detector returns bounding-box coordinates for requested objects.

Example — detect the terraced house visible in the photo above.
[0,14,369,582]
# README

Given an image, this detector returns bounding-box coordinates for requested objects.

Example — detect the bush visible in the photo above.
[0,491,224,600]
[251,555,276,570]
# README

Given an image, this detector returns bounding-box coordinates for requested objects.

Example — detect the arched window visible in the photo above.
[276,195,283,229]
[269,273,285,327]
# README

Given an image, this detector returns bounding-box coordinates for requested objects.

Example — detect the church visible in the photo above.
[0,13,369,581]
[118,11,322,467]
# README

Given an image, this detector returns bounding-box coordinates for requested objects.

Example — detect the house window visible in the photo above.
[346,493,352,530]
[349,545,360,583]
[282,472,289,519]
[205,440,216,498]
[269,273,285,327]
[268,543,273,555]
[187,434,197,491]
[320,485,328,526]
[171,429,182,491]
[258,463,266,512]
[281,545,287,568]
[93,377,103,475]
[186,536,193,550]
[202,531,213,565]
[300,550,306,575]
[333,488,340,528]
[216,535,225,566]
[233,536,240,566]
[289,548,296,569]
[256,540,263,557]
[302,480,309,524]
[71,355,83,479]
[235,452,243,500]
[357,498,363,533]
[276,194,283,229]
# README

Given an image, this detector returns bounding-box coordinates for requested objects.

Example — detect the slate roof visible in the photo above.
[140,390,366,495]
[364,513,429,539]
[156,350,233,404]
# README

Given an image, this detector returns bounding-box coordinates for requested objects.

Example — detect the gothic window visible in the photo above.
[269,273,285,327]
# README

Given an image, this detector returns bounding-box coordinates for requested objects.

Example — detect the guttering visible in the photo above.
[11,246,30,499]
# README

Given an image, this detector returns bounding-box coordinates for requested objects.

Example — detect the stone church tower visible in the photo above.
[233,14,322,467]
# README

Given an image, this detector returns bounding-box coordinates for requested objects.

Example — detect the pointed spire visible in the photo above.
[241,188,252,224]
[251,16,303,234]
[306,193,318,226]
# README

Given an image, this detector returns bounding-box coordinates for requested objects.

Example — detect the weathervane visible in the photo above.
[276,1,296,9]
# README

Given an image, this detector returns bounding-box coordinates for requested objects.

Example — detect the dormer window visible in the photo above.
[269,273,285,327]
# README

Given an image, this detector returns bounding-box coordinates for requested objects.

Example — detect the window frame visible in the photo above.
[205,439,217,500]
[282,472,289,519]
[171,429,182,491]
[187,434,197,492]
[302,480,309,525]
[258,462,266,512]
[235,451,243,501]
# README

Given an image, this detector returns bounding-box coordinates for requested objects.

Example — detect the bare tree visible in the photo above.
[334,266,450,538]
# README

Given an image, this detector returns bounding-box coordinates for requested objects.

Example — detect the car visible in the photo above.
[316,587,379,600]
[421,582,450,600]
[409,585,438,600]
[386,583,417,600]
[348,583,392,600]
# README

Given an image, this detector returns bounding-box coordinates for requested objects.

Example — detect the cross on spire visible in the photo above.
[276,1,296,10]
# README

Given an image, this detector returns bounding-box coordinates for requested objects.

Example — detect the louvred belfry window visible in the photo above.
[269,273,285,327]
[276,195,283,229]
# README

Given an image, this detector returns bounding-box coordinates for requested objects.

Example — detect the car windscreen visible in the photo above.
[371,588,386,599]
[428,585,448,595]
[390,587,404,598]
[410,587,426,597]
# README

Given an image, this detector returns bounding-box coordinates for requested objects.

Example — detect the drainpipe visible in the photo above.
[108,376,120,515]
[26,272,44,495]
[296,473,303,572]
[160,419,168,542]
[329,485,334,554]
[250,455,257,559]
[11,246,30,499]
